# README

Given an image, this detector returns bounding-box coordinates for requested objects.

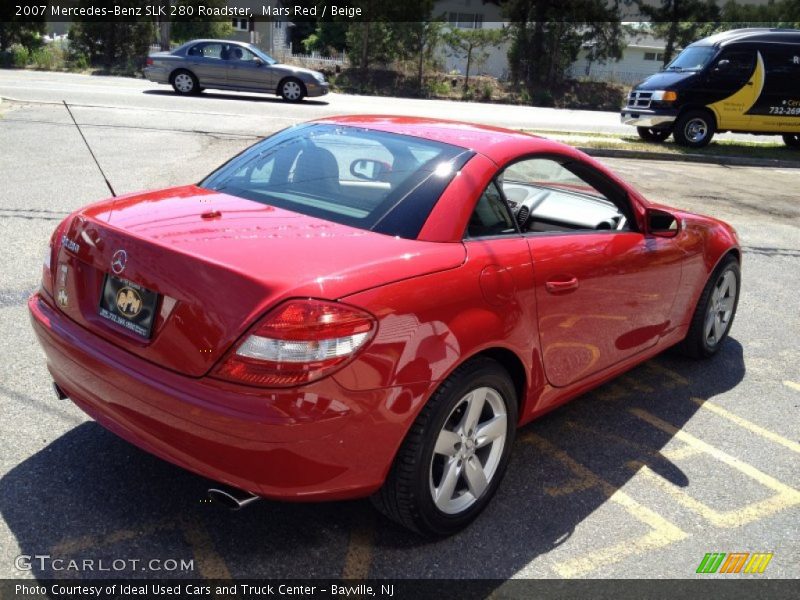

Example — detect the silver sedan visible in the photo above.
[144,39,329,102]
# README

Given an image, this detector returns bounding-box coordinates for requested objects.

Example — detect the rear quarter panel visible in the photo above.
[336,239,546,422]
[669,210,740,329]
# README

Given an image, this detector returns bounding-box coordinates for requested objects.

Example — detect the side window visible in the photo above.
[466,181,517,238]
[193,43,225,60]
[228,46,259,62]
[712,50,755,85]
[500,157,629,233]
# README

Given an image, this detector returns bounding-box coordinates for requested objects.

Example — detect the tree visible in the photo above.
[637,0,721,65]
[69,1,155,71]
[444,27,507,91]
[502,0,625,96]
[170,0,233,44]
[302,21,349,55]
[0,19,45,51]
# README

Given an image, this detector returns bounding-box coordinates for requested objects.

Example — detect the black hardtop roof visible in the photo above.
[692,28,800,48]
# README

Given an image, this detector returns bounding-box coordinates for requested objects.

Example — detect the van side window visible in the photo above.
[711,50,756,85]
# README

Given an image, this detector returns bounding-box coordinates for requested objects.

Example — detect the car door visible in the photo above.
[225,46,274,91]
[500,156,683,388]
[186,42,228,87]
[704,48,758,130]
[462,180,538,360]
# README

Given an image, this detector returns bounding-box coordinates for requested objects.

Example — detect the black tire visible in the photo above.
[677,254,740,359]
[171,69,199,95]
[637,126,672,142]
[371,357,517,537]
[782,134,800,148]
[673,109,716,148]
[279,77,306,102]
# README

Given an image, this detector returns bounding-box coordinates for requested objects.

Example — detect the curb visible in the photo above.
[578,146,800,169]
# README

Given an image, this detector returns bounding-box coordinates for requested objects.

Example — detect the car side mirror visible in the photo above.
[714,59,730,71]
[350,158,385,180]
[253,57,264,66]
[646,208,680,238]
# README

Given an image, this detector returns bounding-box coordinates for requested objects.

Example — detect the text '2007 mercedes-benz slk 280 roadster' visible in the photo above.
[29,116,741,536]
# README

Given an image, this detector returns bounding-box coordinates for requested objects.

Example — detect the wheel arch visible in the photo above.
[678,104,719,129]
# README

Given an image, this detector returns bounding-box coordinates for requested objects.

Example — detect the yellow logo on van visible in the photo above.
[116,287,143,318]
[708,52,765,128]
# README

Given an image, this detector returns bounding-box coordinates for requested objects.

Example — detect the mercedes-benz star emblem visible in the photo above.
[111,249,128,275]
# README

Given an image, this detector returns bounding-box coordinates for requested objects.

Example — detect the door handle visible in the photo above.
[545,277,579,294]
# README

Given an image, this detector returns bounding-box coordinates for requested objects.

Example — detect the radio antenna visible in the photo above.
[62,100,116,197]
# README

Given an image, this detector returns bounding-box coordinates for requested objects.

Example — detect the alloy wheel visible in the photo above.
[429,386,507,515]
[704,270,737,347]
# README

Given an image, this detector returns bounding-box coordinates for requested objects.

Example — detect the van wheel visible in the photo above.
[783,134,800,148]
[637,127,672,142]
[371,357,517,536]
[674,110,715,148]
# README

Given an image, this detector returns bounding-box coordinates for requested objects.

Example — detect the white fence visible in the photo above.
[147,43,348,70]
[272,48,348,69]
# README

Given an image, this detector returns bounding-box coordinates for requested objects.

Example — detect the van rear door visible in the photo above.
[748,46,800,133]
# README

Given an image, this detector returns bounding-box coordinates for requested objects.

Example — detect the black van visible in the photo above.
[621,28,800,148]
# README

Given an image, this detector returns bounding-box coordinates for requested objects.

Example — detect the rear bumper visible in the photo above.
[143,67,169,84]
[620,108,678,129]
[29,293,425,500]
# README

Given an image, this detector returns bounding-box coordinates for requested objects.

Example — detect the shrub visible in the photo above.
[8,43,29,68]
[68,50,90,70]
[31,47,61,70]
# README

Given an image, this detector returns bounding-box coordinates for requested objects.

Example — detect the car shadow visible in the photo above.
[141,89,330,106]
[0,339,745,580]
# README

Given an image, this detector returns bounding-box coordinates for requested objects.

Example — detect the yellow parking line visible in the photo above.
[630,409,800,527]
[646,362,690,387]
[521,433,686,577]
[179,516,232,580]
[784,380,800,392]
[341,511,375,580]
[690,397,800,454]
[566,420,702,462]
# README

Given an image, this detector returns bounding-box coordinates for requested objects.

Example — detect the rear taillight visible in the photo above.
[213,299,376,387]
[146,57,154,66]
[41,240,54,297]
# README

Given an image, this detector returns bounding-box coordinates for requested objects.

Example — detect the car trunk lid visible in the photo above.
[53,185,465,377]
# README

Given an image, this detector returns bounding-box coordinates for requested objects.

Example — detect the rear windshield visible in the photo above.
[665,45,717,71]
[200,124,473,239]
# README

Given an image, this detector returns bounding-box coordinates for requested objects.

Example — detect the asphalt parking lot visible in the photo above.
[0,74,799,582]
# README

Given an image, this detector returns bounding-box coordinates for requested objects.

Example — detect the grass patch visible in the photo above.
[522,129,800,162]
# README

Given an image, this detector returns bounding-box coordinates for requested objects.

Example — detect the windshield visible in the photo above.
[665,45,717,71]
[201,124,472,239]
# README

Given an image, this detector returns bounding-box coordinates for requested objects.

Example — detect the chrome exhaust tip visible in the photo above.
[53,382,67,400]
[207,488,260,511]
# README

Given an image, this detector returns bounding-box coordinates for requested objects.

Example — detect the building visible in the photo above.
[434,1,668,85]
[567,32,667,85]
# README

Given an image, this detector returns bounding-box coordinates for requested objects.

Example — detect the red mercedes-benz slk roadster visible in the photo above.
[29,116,740,535]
